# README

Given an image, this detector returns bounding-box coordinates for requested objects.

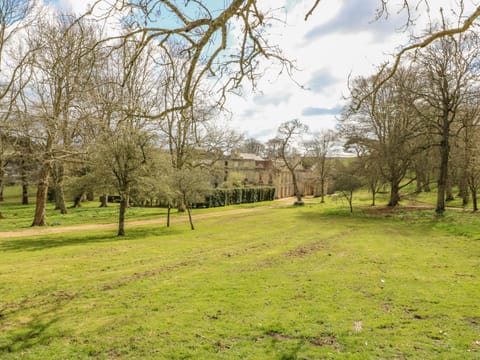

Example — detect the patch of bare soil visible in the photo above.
[101,260,193,291]
[363,204,466,216]
[464,317,480,325]
[284,229,354,258]
[260,331,339,349]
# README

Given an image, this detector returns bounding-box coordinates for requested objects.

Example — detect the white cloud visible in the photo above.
[224,0,413,141]
[224,0,480,141]
[45,0,407,142]
[56,0,89,14]
[48,0,123,36]
[45,0,479,142]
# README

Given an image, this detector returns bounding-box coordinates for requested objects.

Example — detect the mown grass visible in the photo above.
[0,186,276,232]
[0,193,479,359]
[0,186,169,231]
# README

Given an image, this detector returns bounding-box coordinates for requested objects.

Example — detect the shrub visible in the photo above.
[202,187,275,208]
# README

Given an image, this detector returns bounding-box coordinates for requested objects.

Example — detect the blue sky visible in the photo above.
[45,0,471,141]
[225,0,412,140]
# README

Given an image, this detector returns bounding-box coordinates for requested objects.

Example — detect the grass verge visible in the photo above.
[0,202,479,359]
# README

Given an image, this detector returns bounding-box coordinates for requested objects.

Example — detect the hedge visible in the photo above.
[195,187,276,208]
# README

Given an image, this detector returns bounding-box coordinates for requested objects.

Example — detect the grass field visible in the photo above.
[0,188,479,359]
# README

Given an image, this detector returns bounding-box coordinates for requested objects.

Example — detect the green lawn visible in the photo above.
[0,186,276,232]
[0,186,168,231]
[0,193,479,359]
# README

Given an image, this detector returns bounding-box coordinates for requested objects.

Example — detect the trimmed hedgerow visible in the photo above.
[197,187,275,208]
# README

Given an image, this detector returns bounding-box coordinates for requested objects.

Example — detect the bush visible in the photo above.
[202,187,275,208]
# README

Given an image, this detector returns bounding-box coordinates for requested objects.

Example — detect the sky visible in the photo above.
[225,0,412,141]
[46,0,473,141]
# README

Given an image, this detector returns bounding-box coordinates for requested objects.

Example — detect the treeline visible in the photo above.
[0,2,249,235]
[333,29,480,213]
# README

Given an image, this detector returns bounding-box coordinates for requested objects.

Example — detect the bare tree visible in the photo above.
[359,153,386,207]
[454,103,480,211]
[411,31,479,213]
[412,145,436,194]
[4,0,479,225]
[333,160,363,213]
[89,32,160,236]
[0,0,36,218]
[23,13,99,226]
[270,119,309,204]
[96,127,157,236]
[80,1,480,118]
[306,129,337,203]
[341,67,425,207]
[169,166,211,230]
[238,138,265,157]
[466,143,480,212]
[0,0,36,99]
[351,3,480,107]
[154,46,242,209]
[75,0,298,122]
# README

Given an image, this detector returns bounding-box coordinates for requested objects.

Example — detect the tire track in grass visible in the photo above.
[0,198,299,333]
[247,228,357,271]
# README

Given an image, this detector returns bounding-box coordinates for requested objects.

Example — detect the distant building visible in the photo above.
[219,152,325,199]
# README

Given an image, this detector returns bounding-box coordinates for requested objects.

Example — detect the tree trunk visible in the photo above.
[32,164,51,226]
[73,192,84,208]
[22,184,29,205]
[52,163,68,214]
[348,191,353,213]
[415,165,428,194]
[470,181,478,212]
[415,178,423,193]
[459,177,469,206]
[320,178,325,203]
[118,197,127,236]
[186,205,194,230]
[436,146,448,213]
[86,192,94,201]
[54,184,68,214]
[177,199,186,212]
[0,162,5,202]
[99,194,108,207]
[436,117,450,214]
[184,194,194,230]
[371,185,376,206]
[388,181,400,207]
[21,160,29,205]
[291,171,302,202]
[167,205,171,227]
[446,179,454,202]
[472,189,478,212]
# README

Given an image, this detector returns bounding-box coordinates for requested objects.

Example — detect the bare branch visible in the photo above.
[305,0,321,21]
[354,5,480,111]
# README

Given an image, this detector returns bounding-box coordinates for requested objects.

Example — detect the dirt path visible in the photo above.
[0,197,298,239]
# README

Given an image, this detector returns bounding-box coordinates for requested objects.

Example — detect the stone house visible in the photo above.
[219,152,324,199]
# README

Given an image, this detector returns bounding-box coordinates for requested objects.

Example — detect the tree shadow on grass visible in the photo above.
[0,313,59,354]
[0,302,65,355]
[293,205,395,224]
[0,226,182,252]
[293,207,358,223]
